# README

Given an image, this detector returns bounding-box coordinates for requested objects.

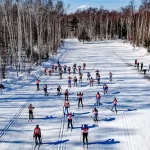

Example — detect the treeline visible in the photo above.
[63,0,150,50]
[0,0,65,78]
[1,0,150,79]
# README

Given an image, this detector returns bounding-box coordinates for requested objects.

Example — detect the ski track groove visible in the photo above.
[113,52,134,150]
[0,74,51,142]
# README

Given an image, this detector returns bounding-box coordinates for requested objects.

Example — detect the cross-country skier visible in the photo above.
[103,84,108,94]
[64,89,69,100]
[28,104,34,120]
[79,73,83,84]
[73,63,77,69]
[96,74,100,85]
[78,66,81,74]
[68,76,72,87]
[43,84,48,96]
[137,62,139,70]
[68,66,71,74]
[36,79,40,91]
[96,92,101,105]
[90,77,94,86]
[48,69,52,76]
[59,70,63,79]
[83,63,86,70]
[63,65,67,73]
[44,67,47,75]
[52,65,54,73]
[77,92,83,108]
[63,99,70,116]
[55,65,57,73]
[73,76,78,87]
[81,124,89,144]
[109,72,113,82]
[33,125,42,145]
[72,65,76,74]
[87,72,91,80]
[58,64,62,72]
[111,97,117,114]
[141,62,143,71]
[57,85,62,95]
[67,112,74,129]
[92,107,98,123]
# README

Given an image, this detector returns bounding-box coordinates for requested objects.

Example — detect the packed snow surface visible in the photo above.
[0,39,150,150]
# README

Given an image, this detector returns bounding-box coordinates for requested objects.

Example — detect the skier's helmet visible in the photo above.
[36,125,39,128]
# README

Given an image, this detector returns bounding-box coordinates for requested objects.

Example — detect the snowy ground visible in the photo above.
[0,39,150,150]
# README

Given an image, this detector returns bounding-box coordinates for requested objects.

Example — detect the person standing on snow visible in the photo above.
[137,62,139,70]
[59,70,63,79]
[87,72,91,80]
[141,62,143,71]
[96,74,100,85]
[36,79,40,91]
[64,89,69,100]
[68,76,72,87]
[28,104,34,120]
[77,92,84,108]
[92,107,98,123]
[68,66,71,74]
[95,70,99,77]
[83,63,86,70]
[67,112,74,129]
[51,65,55,73]
[72,65,76,74]
[44,67,47,75]
[73,76,78,87]
[81,124,89,145]
[109,72,113,82]
[111,97,117,114]
[79,73,83,84]
[103,84,108,94]
[90,77,94,86]
[48,69,52,76]
[78,66,82,74]
[63,99,70,116]
[63,65,67,73]
[55,65,57,73]
[96,92,101,105]
[33,125,42,144]
[57,85,62,95]
[43,84,48,96]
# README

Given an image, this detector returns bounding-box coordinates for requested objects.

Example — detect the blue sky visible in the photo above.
[62,0,142,13]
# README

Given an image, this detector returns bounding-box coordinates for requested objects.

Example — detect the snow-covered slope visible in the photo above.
[0,39,150,150]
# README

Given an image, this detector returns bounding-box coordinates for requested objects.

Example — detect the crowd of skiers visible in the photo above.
[31,60,118,146]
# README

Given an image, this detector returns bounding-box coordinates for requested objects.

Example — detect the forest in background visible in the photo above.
[0,0,150,80]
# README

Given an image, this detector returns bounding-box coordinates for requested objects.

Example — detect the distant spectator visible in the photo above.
[141,62,143,71]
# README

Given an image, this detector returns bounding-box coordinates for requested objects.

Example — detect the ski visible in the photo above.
[83,143,88,149]
[34,144,38,150]
[38,144,41,150]
[34,143,41,150]
[91,116,98,124]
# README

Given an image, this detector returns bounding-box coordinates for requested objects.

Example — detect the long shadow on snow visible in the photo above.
[73,124,98,129]
[1,139,69,145]
[42,139,69,145]
[35,116,57,120]
[100,117,115,122]
[88,139,120,145]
